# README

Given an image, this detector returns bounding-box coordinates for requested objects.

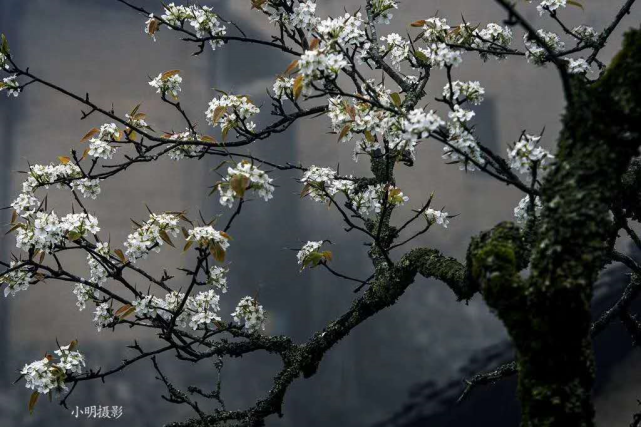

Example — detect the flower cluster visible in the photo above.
[93,302,114,331]
[232,296,266,332]
[573,25,599,44]
[14,212,98,253]
[298,49,350,93]
[254,0,320,31]
[1,74,19,97]
[20,343,85,394]
[88,123,121,160]
[514,195,542,224]
[206,94,260,134]
[399,109,445,157]
[524,30,565,65]
[443,81,485,105]
[289,0,321,31]
[21,162,82,194]
[206,266,228,293]
[371,0,398,24]
[425,208,450,228]
[443,123,485,171]
[536,0,566,15]
[296,240,332,270]
[166,130,206,160]
[566,58,592,74]
[11,193,39,218]
[73,283,100,311]
[148,3,227,50]
[71,178,102,199]
[187,226,231,251]
[272,76,295,100]
[149,290,222,330]
[420,18,451,43]
[124,213,181,262]
[54,345,86,375]
[350,184,408,216]
[473,24,513,61]
[379,33,410,70]
[149,71,182,99]
[300,166,355,203]
[187,289,221,330]
[1,262,33,297]
[61,213,100,240]
[417,43,462,68]
[217,161,274,208]
[507,133,554,180]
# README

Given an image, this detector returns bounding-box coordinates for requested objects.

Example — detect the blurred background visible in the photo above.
[0,0,640,426]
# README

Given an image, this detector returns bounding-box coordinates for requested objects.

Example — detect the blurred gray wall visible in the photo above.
[0,1,640,426]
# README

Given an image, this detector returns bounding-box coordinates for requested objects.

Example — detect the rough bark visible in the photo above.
[466,28,641,427]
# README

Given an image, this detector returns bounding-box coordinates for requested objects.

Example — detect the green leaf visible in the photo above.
[67,231,82,242]
[158,230,176,248]
[28,391,39,415]
[567,0,584,9]
[1,34,9,55]
[390,92,402,107]
[210,243,226,262]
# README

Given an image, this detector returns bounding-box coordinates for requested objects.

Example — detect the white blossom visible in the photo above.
[514,195,542,224]
[206,266,228,293]
[206,94,260,133]
[474,24,513,60]
[421,18,451,43]
[417,43,462,68]
[508,133,554,180]
[442,123,485,171]
[448,105,476,123]
[425,208,450,228]
[188,5,227,51]
[316,13,367,48]
[21,163,82,193]
[54,345,85,375]
[573,25,599,44]
[73,283,99,311]
[72,178,101,199]
[187,226,231,250]
[188,289,221,330]
[2,262,32,297]
[232,296,266,332]
[124,213,181,262]
[524,30,565,65]
[20,358,65,394]
[1,74,19,97]
[16,211,65,253]
[297,240,324,266]
[371,0,398,24]
[379,33,410,70]
[300,166,355,203]
[166,130,206,160]
[11,193,39,217]
[566,58,592,74]
[133,295,157,317]
[272,76,295,100]
[149,72,182,98]
[289,1,321,31]
[443,81,485,105]
[60,213,100,237]
[93,302,114,331]
[536,0,567,16]
[217,161,274,207]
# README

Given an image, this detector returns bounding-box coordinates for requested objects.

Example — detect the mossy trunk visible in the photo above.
[472,29,641,427]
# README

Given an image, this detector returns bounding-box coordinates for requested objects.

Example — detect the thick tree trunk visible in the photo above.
[469,28,641,427]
